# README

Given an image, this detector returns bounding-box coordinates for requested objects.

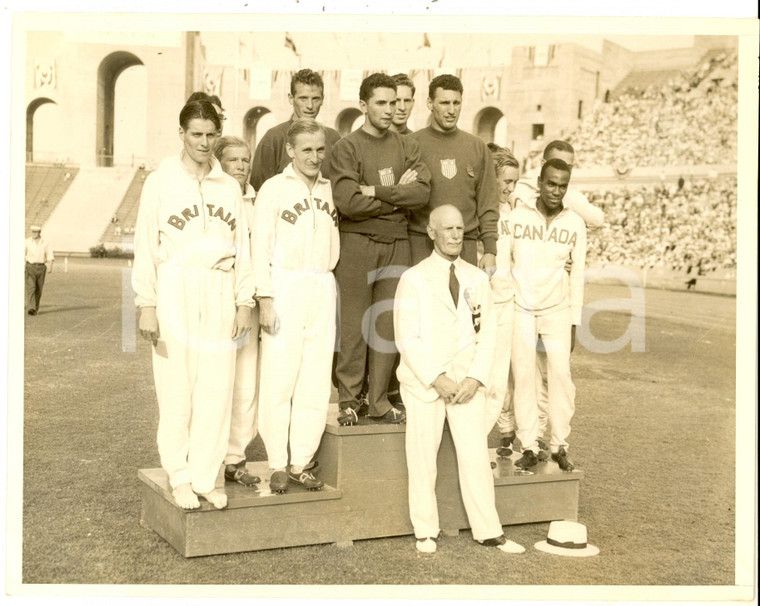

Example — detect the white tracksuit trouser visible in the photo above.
[258,271,336,470]
[225,307,260,465]
[511,306,575,454]
[495,352,548,437]
[152,265,237,493]
[486,300,515,433]
[536,350,549,436]
[403,387,503,542]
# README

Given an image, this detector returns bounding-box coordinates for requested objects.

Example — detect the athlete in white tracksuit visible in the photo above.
[486,201,515,433]
[506,179,602,443]
[484,146,520,439]
[509,161,586,469]
[227,180,263,476]
[214,134,263,487]
[133,150,255,505]
[253,126,339,490]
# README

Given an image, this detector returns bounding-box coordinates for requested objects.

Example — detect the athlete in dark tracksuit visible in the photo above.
[328,125,430,424]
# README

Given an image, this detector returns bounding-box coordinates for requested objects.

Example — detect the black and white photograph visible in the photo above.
[3,2,758,603]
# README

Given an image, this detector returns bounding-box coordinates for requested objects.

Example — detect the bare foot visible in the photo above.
[197,488,228,509]
[172,483,200,509]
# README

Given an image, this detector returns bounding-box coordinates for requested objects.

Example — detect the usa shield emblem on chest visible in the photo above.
[378,167,395,187]
[440,159,457,179]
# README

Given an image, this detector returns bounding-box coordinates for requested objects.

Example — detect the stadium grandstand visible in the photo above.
[24,165,79,232]
[568,49,738,169]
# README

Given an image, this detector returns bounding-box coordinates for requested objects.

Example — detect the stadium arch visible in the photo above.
[243,106,276,152]
[96,51,144,167]
[26,97,57,162]
[336,107,363,137]
[474,106,508,147]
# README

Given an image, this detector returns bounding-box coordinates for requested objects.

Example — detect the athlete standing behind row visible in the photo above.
[250,69,341,191]
[389,73,416,136]
[253,119,339,494]
[213,136,263,489]
[133,100,255,511]
[484,146,520,444]
[409,75,499,274]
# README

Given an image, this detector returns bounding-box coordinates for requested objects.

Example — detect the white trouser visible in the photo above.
[536,350,549,437]
[486,300,514,433]
[511,306,575,454]
[225,307,261,465]
[497,351,547,438]
[495,372,516,435]
[403,386,503,542]
[258,270,336,470]
[152,265,237,493]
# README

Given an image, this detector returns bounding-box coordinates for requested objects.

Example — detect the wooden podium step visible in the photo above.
[139,462,343,557]
[139,403,583,557]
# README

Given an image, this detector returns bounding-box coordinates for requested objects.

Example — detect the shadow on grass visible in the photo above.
[29,305,100,315]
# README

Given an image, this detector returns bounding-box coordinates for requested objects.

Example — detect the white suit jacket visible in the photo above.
[394,251,496,403]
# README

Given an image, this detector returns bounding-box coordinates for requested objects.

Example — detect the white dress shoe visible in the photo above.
[497,539,525,554]
[415,538,437,554]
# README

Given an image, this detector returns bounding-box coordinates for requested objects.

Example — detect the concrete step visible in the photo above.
[43,166,135,254]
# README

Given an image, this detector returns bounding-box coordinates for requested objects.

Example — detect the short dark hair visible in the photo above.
[179,100,221,131]
[286,118,325,146]
[186,92,224,111]
[392,73,416,97]
[543,140,574,159]
[428,74,463,100]
[359,73,397,103]
[290,69,325,96]
[213,136,250,162]
[540,157,571,180]
[488,144,520,174]
[186,91,209,104]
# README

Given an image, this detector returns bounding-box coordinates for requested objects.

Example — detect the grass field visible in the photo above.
[15,258,740,591]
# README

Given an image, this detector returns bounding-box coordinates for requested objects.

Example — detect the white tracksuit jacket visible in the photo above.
[132,154,255,307]
[492,202,515,304]
[252,163,339,295]
[509,194,587,325]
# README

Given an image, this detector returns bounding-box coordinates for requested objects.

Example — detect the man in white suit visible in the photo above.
[393,205,524,555]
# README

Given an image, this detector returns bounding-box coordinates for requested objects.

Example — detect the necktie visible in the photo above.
[449,263,459,308]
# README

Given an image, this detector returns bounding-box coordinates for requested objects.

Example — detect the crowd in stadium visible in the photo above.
[583,175,737,271]
[568,50,738,169]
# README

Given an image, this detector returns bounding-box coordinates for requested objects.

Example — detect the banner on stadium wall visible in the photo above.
[204,67,224,97]
[34,59,56,89]
[481,75,500,101]
[340,69,363,101]
[249,69,272,100]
